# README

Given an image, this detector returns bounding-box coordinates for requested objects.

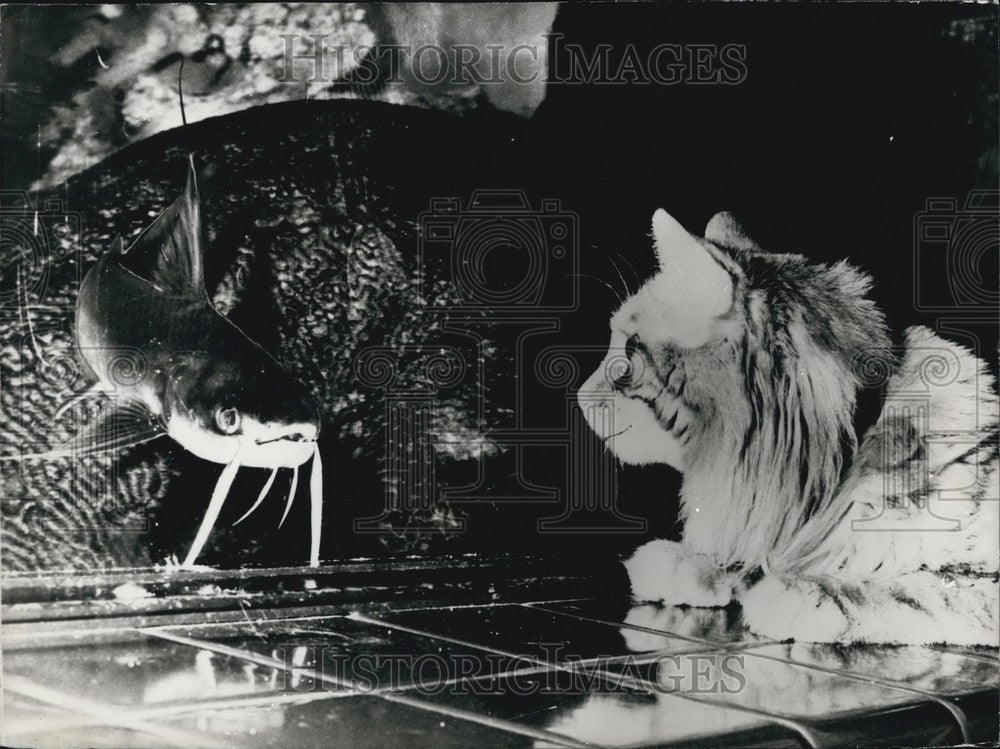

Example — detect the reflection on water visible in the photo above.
[620,604,755,648]
[541,688,767,747]
[3,600,996,748]
[753,642,1000,695]
[2,636,306,711]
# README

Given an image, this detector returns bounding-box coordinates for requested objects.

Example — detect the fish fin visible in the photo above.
[53,381,106,421]
[64,400,165,456]
[122,155,206,298]
[221,239,283,352]
[4,400,165,460]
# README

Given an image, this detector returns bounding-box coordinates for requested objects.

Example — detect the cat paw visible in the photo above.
[740,576,848,642]
[624,540,733,607]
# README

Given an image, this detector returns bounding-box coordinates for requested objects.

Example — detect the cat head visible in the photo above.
[579,209,890,567]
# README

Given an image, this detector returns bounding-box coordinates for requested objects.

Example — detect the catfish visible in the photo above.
[0,100,533,571]
[72,157,323,567]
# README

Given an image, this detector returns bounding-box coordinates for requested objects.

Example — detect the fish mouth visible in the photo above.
[254,433,318,446]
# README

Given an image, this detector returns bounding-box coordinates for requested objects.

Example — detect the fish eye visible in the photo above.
[215,407,242,434]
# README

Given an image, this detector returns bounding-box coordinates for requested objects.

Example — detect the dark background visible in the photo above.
[533,3,998,554]
[539,2,996,336]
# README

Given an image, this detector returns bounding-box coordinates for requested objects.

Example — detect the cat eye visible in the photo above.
[624,334,639,362]
[215,407,242,434]
[611,334,643,390]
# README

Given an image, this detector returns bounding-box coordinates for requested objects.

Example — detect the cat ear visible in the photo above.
[704,211,760,252]
[651,209,733,318]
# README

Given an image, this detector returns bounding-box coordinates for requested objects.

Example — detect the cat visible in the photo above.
[581,208,999,645]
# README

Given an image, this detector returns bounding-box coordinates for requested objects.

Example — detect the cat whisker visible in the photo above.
[564,272,624,305]
[610,247,642,290]
[606,252,632,301]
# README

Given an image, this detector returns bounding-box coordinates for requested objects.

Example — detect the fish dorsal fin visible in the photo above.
[123,156,206,297]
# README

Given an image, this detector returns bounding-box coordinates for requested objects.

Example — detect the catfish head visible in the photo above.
[165,351,320,469]
[75,154,323,470]
[68,155,325,566]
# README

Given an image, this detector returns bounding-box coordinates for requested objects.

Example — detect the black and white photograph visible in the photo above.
[0,2,997,747]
